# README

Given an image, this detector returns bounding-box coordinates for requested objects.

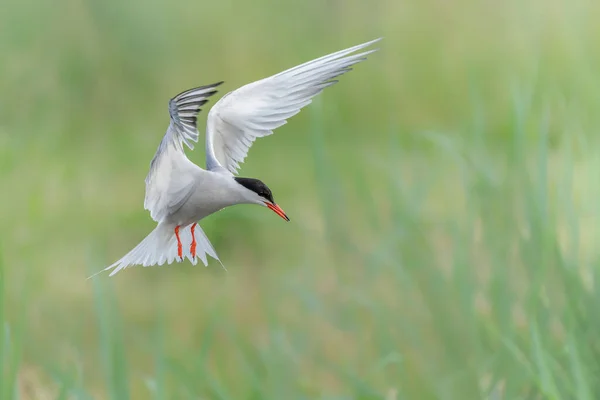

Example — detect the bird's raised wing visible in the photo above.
[204,38,381,175]
[144,82,223,222]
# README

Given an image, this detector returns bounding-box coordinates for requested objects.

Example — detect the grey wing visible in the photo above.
[144,82,223,222]
[204,38,381,175]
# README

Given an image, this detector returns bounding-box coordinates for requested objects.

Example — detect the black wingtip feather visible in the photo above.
[171,81,224,101]
[168,81,225,131]
[178,99,209,107]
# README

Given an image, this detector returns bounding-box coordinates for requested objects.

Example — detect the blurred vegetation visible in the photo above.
[2,0,600,398]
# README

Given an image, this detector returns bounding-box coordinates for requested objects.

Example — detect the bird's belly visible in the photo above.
[165,189,235,227]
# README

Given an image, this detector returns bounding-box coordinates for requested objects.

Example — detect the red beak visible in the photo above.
[266,202,290,221]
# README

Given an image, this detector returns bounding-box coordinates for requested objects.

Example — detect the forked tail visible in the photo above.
[89,223,223,278]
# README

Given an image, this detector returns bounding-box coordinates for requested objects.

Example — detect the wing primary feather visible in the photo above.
[169,82,223,129]
[167,81,223,151]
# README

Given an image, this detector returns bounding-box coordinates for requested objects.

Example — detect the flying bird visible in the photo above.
[98,38,381,276]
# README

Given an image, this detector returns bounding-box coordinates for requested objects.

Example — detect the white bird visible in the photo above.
[98,38,381,277]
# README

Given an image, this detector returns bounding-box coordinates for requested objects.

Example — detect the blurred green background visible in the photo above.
[2,0,600,398]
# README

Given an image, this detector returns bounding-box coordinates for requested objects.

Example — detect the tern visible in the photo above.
[98,38,381,277]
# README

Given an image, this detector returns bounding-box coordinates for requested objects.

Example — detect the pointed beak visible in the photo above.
[266,202,290,221]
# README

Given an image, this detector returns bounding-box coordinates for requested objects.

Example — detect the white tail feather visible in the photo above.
[89,223,222,278]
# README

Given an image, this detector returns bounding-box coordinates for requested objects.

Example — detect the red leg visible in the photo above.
[190,223,197,258]
[174,226,183,260]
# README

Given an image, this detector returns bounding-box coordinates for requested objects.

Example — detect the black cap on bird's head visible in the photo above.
[234,177,290,221]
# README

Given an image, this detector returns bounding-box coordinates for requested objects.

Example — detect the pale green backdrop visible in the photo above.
[1,0,600,398]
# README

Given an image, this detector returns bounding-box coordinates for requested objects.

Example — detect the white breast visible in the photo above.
[164,170,244,226]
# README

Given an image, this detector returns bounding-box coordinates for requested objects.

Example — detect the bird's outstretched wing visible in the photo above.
[144,82,223,222]
[204,38,381,175]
